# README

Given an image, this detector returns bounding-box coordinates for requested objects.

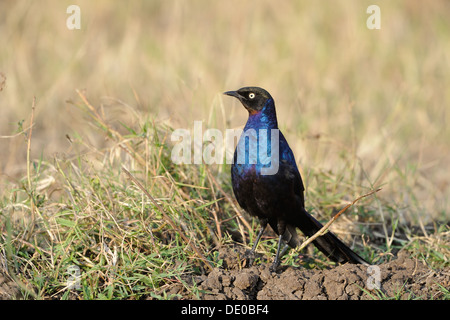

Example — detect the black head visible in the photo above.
[224,87,273,114]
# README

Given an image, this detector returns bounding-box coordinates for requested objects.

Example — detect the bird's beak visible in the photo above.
[224,90,243,100]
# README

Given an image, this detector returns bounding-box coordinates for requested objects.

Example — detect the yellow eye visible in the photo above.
[248,93,255,99]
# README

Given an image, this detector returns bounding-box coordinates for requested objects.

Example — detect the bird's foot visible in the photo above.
[269,258,281,272]
[243,249,256,267]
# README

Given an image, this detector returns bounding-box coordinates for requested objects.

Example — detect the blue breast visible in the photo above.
[232,98,294,177]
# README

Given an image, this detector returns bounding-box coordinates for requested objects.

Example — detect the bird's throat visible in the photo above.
[246,100,278,130]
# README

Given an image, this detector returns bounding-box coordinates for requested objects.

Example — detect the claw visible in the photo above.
[269,260,280,272]
[244,249,256,267]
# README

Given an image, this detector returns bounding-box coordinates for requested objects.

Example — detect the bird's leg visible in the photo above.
[279,242,290,258]
[269,234,285,272]
[269,220,291,271]
[245,220,267,266]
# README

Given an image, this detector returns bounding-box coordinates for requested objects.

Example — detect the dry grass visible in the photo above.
[0,1,449,299]
[1,1,449,218]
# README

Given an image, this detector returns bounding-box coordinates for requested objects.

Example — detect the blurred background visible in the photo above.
[1,0,449,220]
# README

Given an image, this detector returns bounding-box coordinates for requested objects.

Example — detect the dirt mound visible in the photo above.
[192,245,449,300]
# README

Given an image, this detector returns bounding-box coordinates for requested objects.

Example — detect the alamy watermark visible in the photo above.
[366,265,381,290]
[367,5,381,30]
[66,5,81,30]
[170,121,280,175]
[66,5,380,31]
[66,265,81,290]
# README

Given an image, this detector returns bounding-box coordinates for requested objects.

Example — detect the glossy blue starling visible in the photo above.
[224,86,368,270]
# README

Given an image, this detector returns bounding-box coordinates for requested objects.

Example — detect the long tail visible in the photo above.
[291,208,369,265]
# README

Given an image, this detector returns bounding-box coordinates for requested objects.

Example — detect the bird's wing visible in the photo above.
[279,134,305,207]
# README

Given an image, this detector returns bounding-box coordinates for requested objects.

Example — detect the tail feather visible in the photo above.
[291,208,369,265]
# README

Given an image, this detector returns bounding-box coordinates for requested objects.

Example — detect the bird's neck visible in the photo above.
[244,99,278,130]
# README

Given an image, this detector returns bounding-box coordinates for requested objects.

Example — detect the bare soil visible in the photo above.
[181,245,449,300]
